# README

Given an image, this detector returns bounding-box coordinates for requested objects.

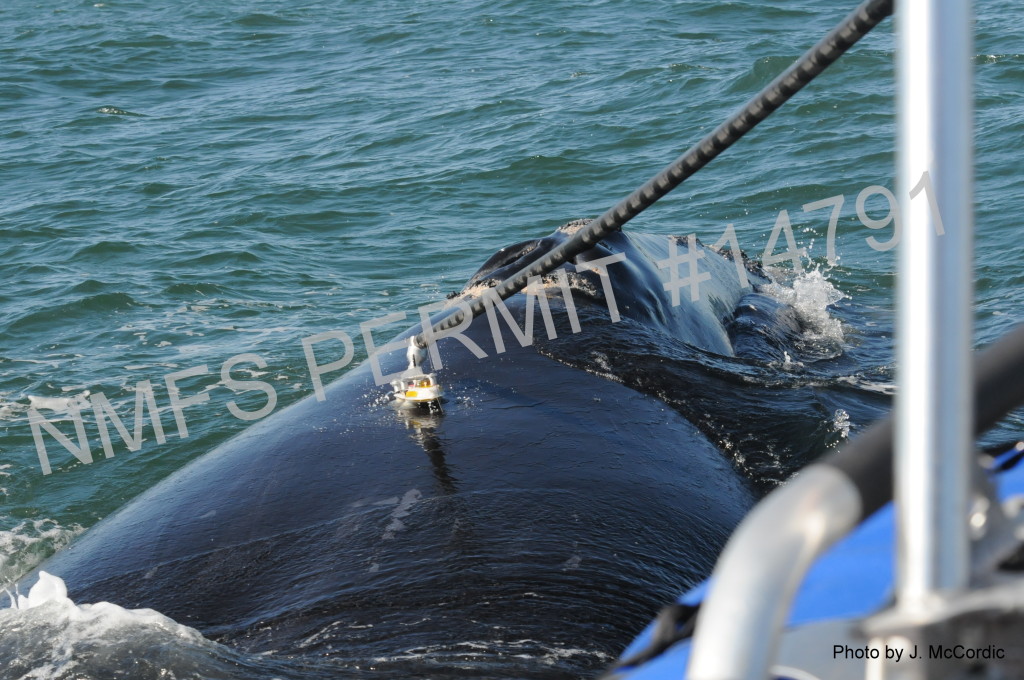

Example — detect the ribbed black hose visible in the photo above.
[413,0,894,349]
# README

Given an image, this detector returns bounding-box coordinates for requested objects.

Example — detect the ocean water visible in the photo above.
[1,0,1022,677]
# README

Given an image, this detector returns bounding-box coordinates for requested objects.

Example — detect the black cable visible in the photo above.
[413,0,894,349]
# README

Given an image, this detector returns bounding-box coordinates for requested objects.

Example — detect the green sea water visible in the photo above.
[0,1,1022,677]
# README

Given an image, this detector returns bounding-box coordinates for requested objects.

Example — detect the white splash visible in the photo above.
[1,572,214,679]
[12,571,67,610]
[833,409,852,439]
[762,267,846,346]
[5,571,207,647]
[8,573,201,641]
[780,351,804,368]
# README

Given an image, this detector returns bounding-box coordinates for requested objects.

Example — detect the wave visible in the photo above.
[5,294,138,335]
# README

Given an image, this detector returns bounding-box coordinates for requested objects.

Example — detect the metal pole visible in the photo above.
[894,0,974,613]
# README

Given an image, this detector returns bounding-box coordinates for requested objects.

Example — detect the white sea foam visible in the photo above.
[371,637,612,666]
[9,358,61,368]
[0,399,23,421]
[2,391,95,426]
[26,392,92,415]
[0,519,84,587]
[836,375,896,395]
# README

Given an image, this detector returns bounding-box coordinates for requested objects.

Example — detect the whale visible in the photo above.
[17,221,805,677]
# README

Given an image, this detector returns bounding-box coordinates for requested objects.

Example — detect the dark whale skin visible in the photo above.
[24,226,763,671]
